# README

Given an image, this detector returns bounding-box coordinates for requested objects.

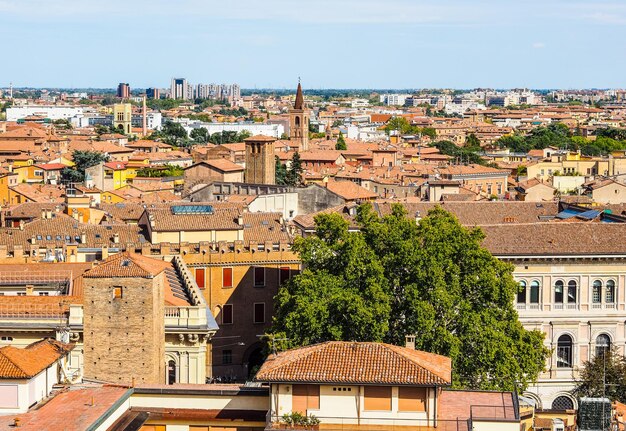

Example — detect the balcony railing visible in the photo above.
[165,306,208,328]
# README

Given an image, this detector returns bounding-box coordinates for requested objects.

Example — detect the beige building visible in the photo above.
[482,222,626,411]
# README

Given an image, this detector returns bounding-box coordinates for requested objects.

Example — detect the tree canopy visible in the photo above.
[271,204,549,391]
[285,152,304,187]
[335,132,347,150]
[61,150,109,184]
[575,347,626,403]
[495,123,626,156]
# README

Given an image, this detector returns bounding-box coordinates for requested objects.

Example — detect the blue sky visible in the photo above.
[1,0,625,89]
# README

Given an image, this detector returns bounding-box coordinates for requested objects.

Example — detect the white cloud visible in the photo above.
[532,42,546,49]
[583,12,626,25]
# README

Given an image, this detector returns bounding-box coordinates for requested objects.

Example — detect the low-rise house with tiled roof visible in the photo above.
[514,178,556,202]
[0,339,73,413]
[184,160,245,189]
[256,341,452,429]
[256,341,521,431]
[583,178,626,204]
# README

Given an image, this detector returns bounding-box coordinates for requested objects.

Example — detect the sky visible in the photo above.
[1,0,626,89]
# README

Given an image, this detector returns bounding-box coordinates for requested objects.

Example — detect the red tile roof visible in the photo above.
[256,341,451,386]
[0,385,131,431]
[0,339,73,379]
[438,389,516,423]
[83,251,169,279]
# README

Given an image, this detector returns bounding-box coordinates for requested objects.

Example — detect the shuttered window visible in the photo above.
[398,387,427,412]
[223,267,233,288]
[292,384,320,413]
[195,268,205,289]
[364,386,392,411]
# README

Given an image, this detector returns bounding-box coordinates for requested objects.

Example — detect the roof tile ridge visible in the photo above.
[263,342,329,374]
[382,343,449,384]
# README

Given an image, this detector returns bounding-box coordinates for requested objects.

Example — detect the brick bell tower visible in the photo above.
[244,135,276,185]
[289,80,309,152]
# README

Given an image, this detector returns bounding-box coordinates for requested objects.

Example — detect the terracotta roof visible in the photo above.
[376,201,559,225]
[244,135,276,142]
[481,222,626,256]
[256,341,451,386]
[324,180,378,201]
[0,339,73,379]
[193,159,244,172]
[83,252,169,279]
[0,385,132,430]
[438,389,516,424]
[145,206,241,232]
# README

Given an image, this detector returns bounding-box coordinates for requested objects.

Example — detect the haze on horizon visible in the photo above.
[1,0,625,90]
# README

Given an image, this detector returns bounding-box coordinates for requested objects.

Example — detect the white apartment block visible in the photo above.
[6,105,85,121]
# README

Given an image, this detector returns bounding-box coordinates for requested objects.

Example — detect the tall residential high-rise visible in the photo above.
[146,88,161,100]
[289,82,309,152]
[170,78,193,100]
[117,83,130,98]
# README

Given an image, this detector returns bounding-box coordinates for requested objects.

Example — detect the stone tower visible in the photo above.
[112,103,132,135]
[244,135,276,184]
[82,252,166,385]
[289,82,309,152]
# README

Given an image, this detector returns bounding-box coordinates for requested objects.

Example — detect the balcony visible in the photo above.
[165,306,210,329]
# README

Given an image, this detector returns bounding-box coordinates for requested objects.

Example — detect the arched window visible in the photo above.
[517,281,527,304]
[557,334,573,368]
[596,334,611,358]
[552,395,574,411]
[606,280,615,304]
[530,281,540,304]
[567,280,577,303]
[592,280,602,303]
[554,280,564,303]
[167,359,177,385]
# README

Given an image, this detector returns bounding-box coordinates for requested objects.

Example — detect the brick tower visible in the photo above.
[82,252,166,385]
[244,135,276,184]
[289,82,309,152]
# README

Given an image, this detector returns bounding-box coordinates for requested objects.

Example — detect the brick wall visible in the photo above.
[83,275,165,385]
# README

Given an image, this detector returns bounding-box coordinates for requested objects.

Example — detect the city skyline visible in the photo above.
[1,0,626,89]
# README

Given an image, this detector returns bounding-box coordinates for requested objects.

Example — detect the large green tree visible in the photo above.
[273,214,390,345]
[575,348,626,403]
[285,152,304,187]
[271,204,549,391]
[190,127,209,143]
[61,150,109,184]
[335,132,347,150]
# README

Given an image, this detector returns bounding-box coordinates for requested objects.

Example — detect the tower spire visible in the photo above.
[294,81,304,110]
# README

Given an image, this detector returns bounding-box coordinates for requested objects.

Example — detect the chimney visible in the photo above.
[25,285,34,296]
[405,335,416,350]
[80,232,87,244]
[19,220,24,231]
[13,418,20,427]
[237,214,244,226]
[41,208,46,219]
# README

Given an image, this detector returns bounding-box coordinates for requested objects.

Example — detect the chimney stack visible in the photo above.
[405,335,416,350]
